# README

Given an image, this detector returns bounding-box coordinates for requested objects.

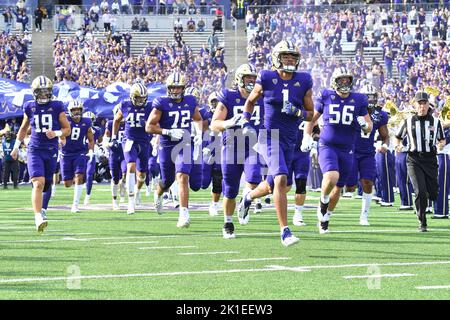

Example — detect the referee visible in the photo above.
[395,91,446,232]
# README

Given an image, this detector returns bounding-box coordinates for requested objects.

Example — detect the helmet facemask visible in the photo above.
[70,107,83,121]
[334,76,353,94]
[33,88,53,105]
[131,95,147,107]
[168,86,185,100]
[278,52,300,73]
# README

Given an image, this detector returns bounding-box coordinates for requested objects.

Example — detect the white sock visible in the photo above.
[73,184,83,205]
[127,173,136,197]
[361,192,372,216]
[171,182,179,198]
[213,201,219,208]
[225,215,233,223]
[295,205,304,214]
[111,183,118,198]
[134,184,140,196]
[51,184,56,193]
[321,194,330,204]
[180,207,189,216]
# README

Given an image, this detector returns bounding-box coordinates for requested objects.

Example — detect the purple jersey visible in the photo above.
[153,94,198,146]
[256,69,313,144]
[23,100,65,150]
[62,117,92,156]
[216,88,263,143]
[91,125,104,142]
[106,120,126,144]
[355,109,389,154]
[120,100,152,143]
[316,89,369,151]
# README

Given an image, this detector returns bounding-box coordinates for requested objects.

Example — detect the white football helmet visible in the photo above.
[83,111,96,122]
[331,67,354,94]
[235,63,257,93]
[185,87,200,100]
[208,92,218,113]
[130,82,148,107]
[166,72,187,100]
[31,76,53,105]
[68,100,84,120]
[360,83,378,109]
[271,40,300,73]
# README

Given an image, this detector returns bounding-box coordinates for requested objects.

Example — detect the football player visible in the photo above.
[344,84,389,225]
[112,83,152,214]
[60,100,95,213]
[146,72,203,228]
[303,67,372,234]
[241,41,314,246]
[83,111,104,205]
[104,105,127,210]
[11,76,71,232]
[211,63,263,238]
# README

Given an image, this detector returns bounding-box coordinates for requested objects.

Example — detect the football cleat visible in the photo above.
[154,191,164,215]
[379,202,393,207]
[293,212,306,226]
[177,213,190,228]
[237,190,252,225]
[426,207,433,214]
[112,200,120,211]
[135,191,141,206]
[264,195,271,204]
[222,222,236,239]
[281,228,300,247]
[342,192,353,198]
[208,203,219,216]
[71,205,80,213]
[254,201,262,214]
[399,205,414,211]
[318,221,330,234]
[35,212,48,233]
[83,195,90,205]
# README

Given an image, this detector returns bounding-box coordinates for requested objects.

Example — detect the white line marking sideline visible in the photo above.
[343,273,416,279]
[227,257,292,262]
[138,246,198,250]
[102,241,159,245]
[416,285,450,290]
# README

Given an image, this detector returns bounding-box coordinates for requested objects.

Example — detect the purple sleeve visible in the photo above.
[380,111,389,126]
[314,90,325,114]
[152,97,162,111]
[216,89,228,107]
[23,102,31,118]
[255,69,265,86]
[359,95,368,117]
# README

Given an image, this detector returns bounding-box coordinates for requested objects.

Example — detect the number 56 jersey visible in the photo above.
[316,89,368,151]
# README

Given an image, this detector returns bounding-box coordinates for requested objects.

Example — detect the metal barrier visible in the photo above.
[0,6,33,34]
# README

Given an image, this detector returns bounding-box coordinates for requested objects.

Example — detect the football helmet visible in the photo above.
[271,40,300,73]
[68,100,84,120]
[31,75,53,105]
[185,87,201,100]
[235,63,257,93]
[331,67,354,94]
[83,111,96,122]
[130,83,148,107]
[166,72,187,100]
[208,92,218,113]
[360,83,378,109]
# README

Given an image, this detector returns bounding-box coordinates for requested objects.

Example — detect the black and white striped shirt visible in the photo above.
[395,114,444,154]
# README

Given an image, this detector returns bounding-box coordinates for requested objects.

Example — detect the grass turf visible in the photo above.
[1,184,450,299]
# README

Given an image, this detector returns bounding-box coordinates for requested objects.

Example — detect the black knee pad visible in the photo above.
[43,180,52,192]
[295,178,307,195]
[212,169,222,194]
[159,180,172,192]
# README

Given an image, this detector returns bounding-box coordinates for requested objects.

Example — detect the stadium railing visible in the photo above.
[0,6,33,34]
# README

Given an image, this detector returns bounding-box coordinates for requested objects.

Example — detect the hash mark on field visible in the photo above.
[103,241,159,245]
[227,257,292,262]
[343,273,416,279]
[178,251,240,256]
[416,285,450,290]
[138,246,197,250]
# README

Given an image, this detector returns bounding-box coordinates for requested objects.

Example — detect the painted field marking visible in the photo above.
[0,260,449,285]
[178,251,240,256]
[227,257,292,262]
[138,246,197,250]
[343,273,416,279]
[103,241,159,245]
[416,285,450,290]
[0,235,179,243]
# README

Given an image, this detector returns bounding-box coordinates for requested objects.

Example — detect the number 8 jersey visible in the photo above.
[315,89,368,151]
[23,100,65,150]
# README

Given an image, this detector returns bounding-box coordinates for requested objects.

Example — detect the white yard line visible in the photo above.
[0,260,449,285]
[227,257,292,262]
[178,251,240,256]
[138,246,197,250]
[102,241,159,245]
[343,273,416,279]
[416,285,450,290]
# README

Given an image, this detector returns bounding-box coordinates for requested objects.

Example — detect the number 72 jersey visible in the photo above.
[315,89,368,151]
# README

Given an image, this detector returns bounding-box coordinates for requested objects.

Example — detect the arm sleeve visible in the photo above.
[314,90,325,114]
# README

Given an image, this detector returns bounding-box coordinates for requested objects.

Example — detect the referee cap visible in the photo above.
[414,91,429,102]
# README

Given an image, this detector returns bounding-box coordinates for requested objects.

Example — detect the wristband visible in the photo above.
[54,130,63,137]
[111,134,117,140]
[161,129,169,136]
[13,139,22,150]
[382,143,389,149]
[243,111,252,121]
[296,109,303,118]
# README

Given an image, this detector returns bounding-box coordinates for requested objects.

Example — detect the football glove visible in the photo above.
[300,134,314,152]
[223,114,244,129]
[162,128,184,141]
[357,116,368,130]
[281,102,303,118]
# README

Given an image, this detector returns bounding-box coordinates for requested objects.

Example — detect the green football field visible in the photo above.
[1,184,450,300]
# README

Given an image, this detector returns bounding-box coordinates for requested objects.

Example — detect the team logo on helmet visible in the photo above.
[331,67,354,94]
[235,64,257,93]
[185,87,200,100]
[130,83,148,107]
[166,72,186,100]
[271,40,300,73]
[31,75,53,105]
[83,111,96,122]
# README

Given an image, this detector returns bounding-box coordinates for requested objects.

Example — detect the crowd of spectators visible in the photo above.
[53,30,227,106]
[246,3,450,114]
[0,32,30,82]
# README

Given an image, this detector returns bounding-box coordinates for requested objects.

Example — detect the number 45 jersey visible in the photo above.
[316,89,369,151]
[23,100,65,151]
[120,100,153,143]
